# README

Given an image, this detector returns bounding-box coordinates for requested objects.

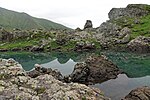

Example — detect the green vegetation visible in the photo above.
[0,7,70,30]
[112,14,150,39]
[131,15,150,38]
[82,97,86,100]
[0,39,37,50]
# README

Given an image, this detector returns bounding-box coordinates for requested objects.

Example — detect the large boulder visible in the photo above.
[84,20,93,29]
[123,86,150,100]
[127,36,150,53]
[0,58,110,100]
[96,22,130,49]
[65,55,121,84]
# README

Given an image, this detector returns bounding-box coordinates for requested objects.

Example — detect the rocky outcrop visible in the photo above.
[115,27,131,44]
[127,36,150,53]
[0,58,109,100]
[96,22,131,49]
[13,30,30,39]
[84,20,93,29]
[123,86,150,100]
[109,4,150,20]
[0,28,30,42]
[64,55,121,85]
[95,4,150,51]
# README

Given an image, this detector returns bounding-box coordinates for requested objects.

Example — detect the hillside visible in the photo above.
[0,4,149,53]
[0,7,69,30]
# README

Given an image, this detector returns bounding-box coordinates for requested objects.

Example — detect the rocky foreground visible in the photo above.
[0,57,150,100]
[0,58,110,100]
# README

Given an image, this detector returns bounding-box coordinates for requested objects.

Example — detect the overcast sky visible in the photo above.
[0,0,150,29]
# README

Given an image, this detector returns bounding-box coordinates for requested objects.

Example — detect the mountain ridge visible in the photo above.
[0,7,70,30]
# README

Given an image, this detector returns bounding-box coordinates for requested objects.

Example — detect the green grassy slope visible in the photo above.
[112,15,150,39]
[0,7,69,30]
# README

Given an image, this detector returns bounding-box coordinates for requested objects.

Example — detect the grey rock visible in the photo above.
[13,30,29,39]
[96,22,121,49]
[116,27,131,44]
[84,20,93,29]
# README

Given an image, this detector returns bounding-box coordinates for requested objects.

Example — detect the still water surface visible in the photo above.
[0,51,150,100]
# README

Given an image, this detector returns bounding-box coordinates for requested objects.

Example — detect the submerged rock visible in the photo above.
[123,86,150,100]
[0,58,109,100]
[65,55,121,85]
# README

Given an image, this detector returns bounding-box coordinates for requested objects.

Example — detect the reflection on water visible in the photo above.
[0,52,56,70]
[0,51,89,71]
[92,74,150,100]
[42,58,76,76]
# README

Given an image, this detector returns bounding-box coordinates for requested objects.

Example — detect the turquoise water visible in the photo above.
[0,51,87,74]
[103,51,150,78]
[0,51,150,100]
